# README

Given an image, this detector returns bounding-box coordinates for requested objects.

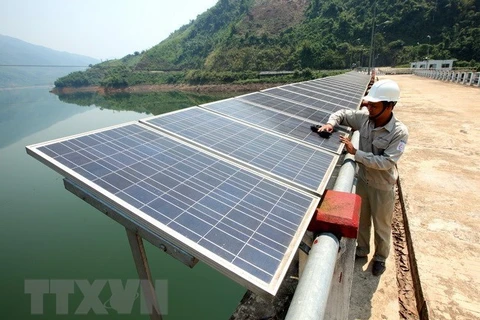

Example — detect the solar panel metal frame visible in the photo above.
[140,107,339,195]
[26,121,321,297]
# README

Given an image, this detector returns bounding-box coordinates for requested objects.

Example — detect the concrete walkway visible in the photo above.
[349,75,480,320]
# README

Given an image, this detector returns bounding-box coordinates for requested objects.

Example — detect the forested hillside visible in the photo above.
[55,0,480,88]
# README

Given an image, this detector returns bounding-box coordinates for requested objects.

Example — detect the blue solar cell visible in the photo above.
[219,219,251,242]
[187,206,219,226]
[199,238,236,262]
[124,184,157,203]
[205,228,246,254]
[102,173,131,190]
[170,221,203,243]
[176,212,213,237]
[63,140,86,152]
[72,167,96,181]
[94,179,120,194]
[47,143,73,156]
[148,197,184,220]
[232,258,271,283]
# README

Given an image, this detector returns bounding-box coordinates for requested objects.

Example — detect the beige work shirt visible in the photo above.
[327,108,409,190]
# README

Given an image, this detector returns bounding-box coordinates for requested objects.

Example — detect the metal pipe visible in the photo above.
[284,132,360,320]
[285,233,340,320]
[334,130,360,193]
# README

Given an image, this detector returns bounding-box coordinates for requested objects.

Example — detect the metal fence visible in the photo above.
[413,69,480,87]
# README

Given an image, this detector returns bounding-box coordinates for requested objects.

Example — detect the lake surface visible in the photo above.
[0,87,246,319]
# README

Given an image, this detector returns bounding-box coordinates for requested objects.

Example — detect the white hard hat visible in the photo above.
[363,79,400,103]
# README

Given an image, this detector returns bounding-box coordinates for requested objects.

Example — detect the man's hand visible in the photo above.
[340,135,357,155]
[317,123,334,133]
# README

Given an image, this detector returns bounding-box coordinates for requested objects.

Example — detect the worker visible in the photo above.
[317,79,409,276]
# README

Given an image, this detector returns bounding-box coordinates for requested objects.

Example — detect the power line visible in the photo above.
[0,64,90,68]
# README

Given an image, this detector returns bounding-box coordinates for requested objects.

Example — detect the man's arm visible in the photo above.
[354,132,408,170]
[318,109,366,132]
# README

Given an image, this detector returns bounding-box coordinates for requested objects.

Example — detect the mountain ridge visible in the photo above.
[0,34,98,66]
[55,0,480,88]
[0,35,99,87]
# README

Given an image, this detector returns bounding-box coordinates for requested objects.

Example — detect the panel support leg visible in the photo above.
[126,228,162,320]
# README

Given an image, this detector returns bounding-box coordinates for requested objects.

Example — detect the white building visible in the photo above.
[410,59,455,70]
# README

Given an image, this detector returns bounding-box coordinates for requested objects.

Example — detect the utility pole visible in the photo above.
[415,42,419,61]
[368,2,377,75]
[426,35,431,69]
[426,35,431,58]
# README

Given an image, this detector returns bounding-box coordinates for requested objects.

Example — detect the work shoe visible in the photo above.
[372,261,386,276]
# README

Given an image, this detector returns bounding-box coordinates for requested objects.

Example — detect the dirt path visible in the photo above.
[349,75,480,319]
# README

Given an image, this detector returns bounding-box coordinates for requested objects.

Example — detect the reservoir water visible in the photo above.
[0,86,246,319]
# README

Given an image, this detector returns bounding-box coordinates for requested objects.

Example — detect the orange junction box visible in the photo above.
[307,190,361,239]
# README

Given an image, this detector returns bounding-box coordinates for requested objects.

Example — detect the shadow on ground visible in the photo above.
[349,259,381,320]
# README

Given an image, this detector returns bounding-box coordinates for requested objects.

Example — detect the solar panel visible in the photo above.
[261,87,349,113]
[299,82,364,101]
[278,85,359,110]
[201,98,346,154]
[141,107,337,194]
[311,78,368,95]
[316,77,366,88]
[237,92,337,123]
[291,83,360,104]
[26,122,320,296]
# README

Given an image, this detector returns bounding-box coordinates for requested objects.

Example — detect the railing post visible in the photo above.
[285,132,361,320]
[285,233,340,320]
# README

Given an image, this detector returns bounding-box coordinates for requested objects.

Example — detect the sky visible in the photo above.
[1,0,219,61]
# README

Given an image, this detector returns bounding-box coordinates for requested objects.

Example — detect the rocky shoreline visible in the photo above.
[50,83,286,95]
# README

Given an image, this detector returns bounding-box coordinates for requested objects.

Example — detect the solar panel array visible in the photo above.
[26,71,371,296]
[28,123,319,292]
